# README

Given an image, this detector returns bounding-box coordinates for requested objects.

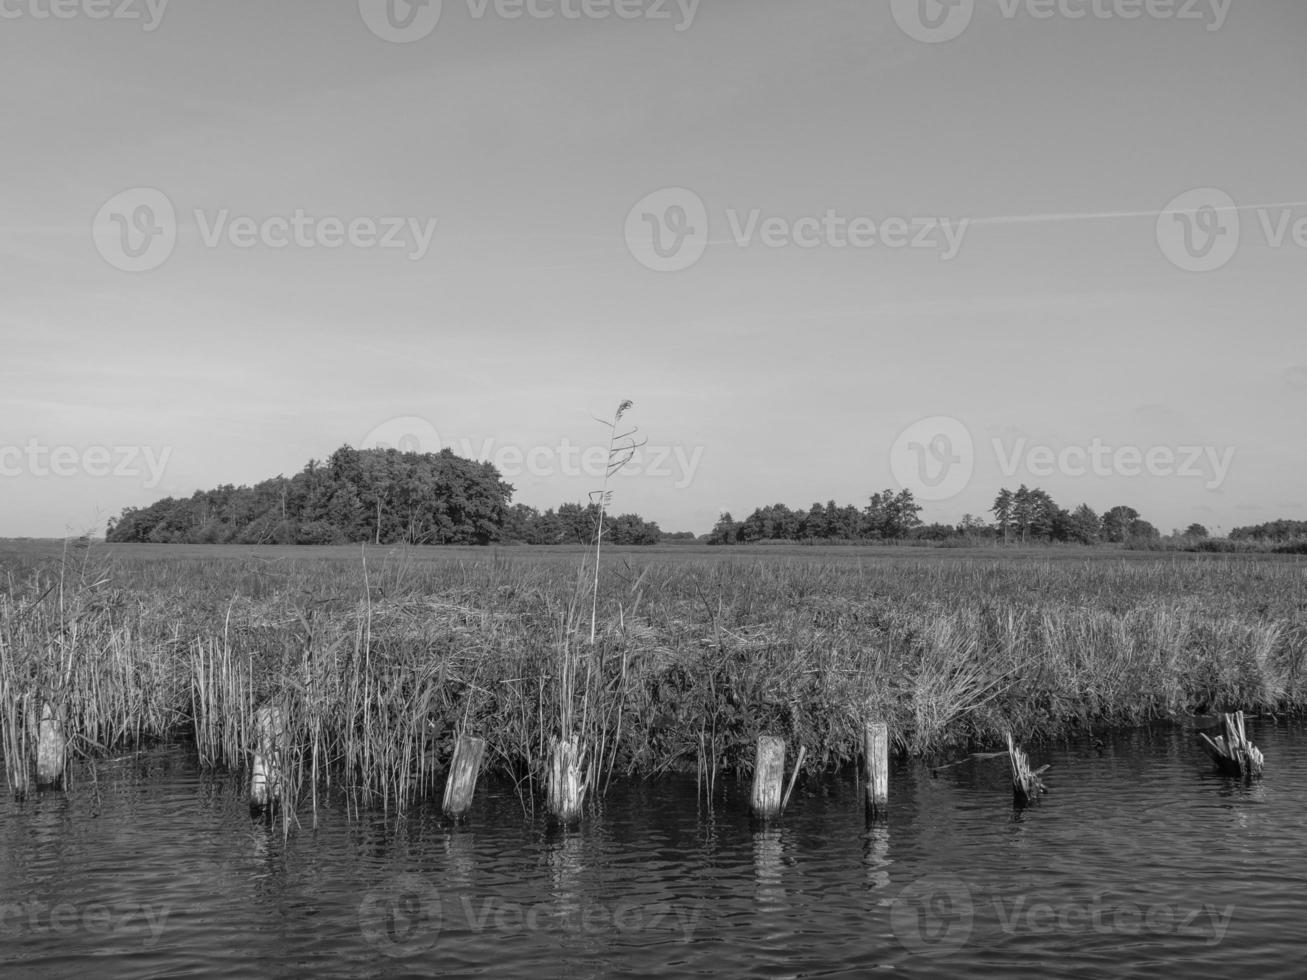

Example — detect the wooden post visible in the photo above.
[442,734,486,820]
[548,735,586,823]
[35,702,65,789]
[1007,732,1049,807]
[750,735,786,820]
[250,701,287,812]
[864,721,889,821]
[1197,711,1264,779]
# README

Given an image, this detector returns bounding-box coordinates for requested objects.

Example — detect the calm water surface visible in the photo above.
[2,721,1305,979]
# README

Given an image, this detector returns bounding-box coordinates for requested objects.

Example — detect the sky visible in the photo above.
[1,0,1305,538]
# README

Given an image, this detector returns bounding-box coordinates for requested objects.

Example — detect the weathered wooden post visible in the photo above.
[1198,711,1264,778]
[35,702,65,789]
[250,700,288,812]
[1007,732,1049,807]
[442,734,486,820]
[864,721,889,822]
[548,735,586,823]
[750,735,786,820]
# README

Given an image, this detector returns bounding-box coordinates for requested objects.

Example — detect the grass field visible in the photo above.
[2,538,1304,816]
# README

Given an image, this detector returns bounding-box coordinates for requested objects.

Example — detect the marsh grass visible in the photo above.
[1,542,1305,821]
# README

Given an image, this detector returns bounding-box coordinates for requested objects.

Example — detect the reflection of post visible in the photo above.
[442,735,486,821]
[444,825,477,886]
[863,822,891,892]
[35,702,65,789]
[753,826,785,907]
[750,735,786,821]
[549,827,586,930]
[864,721,888,822]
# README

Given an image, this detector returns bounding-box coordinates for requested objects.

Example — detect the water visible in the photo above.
[2,722,1305,979]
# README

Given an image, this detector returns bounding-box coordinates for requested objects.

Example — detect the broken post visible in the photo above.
[548,735,586,824]
[750,735,786,821]
[250,700,288,813]
[864,721,889,821]
[1007,732,1049,807]
[1198,711,1264,779]
[35,702,65,789]
[442,734,487,820]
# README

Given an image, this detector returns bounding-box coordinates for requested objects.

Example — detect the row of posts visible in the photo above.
[243,716,894,825]
[21,704,1058,821]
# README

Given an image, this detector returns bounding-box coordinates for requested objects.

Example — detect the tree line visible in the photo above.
[708,486,1176,546]
[106,446,661,546]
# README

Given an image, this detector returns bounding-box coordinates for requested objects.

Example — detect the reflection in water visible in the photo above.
[443,825,476,886]
[752,826,785,908]
[2,723,1307,978]
[863,821,891,893]
[548,826,586,926]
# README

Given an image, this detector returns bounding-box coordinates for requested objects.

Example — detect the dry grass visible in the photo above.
[2,540,1305,818]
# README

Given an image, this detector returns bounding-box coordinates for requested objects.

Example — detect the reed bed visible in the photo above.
[1,543,1305,817]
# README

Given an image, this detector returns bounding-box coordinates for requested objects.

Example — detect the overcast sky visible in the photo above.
[2,0,1304,538]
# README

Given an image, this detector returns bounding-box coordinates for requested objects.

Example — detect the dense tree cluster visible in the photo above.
[707,485,1172,547]
[1229,520,1307,541]
[105,447,663,547]
[107,447,513,545]
[501,502,662,545]
[989,487,1158,545]
[707,490,923,544]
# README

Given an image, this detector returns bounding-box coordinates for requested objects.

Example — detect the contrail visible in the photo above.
[967,200,1307,226]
